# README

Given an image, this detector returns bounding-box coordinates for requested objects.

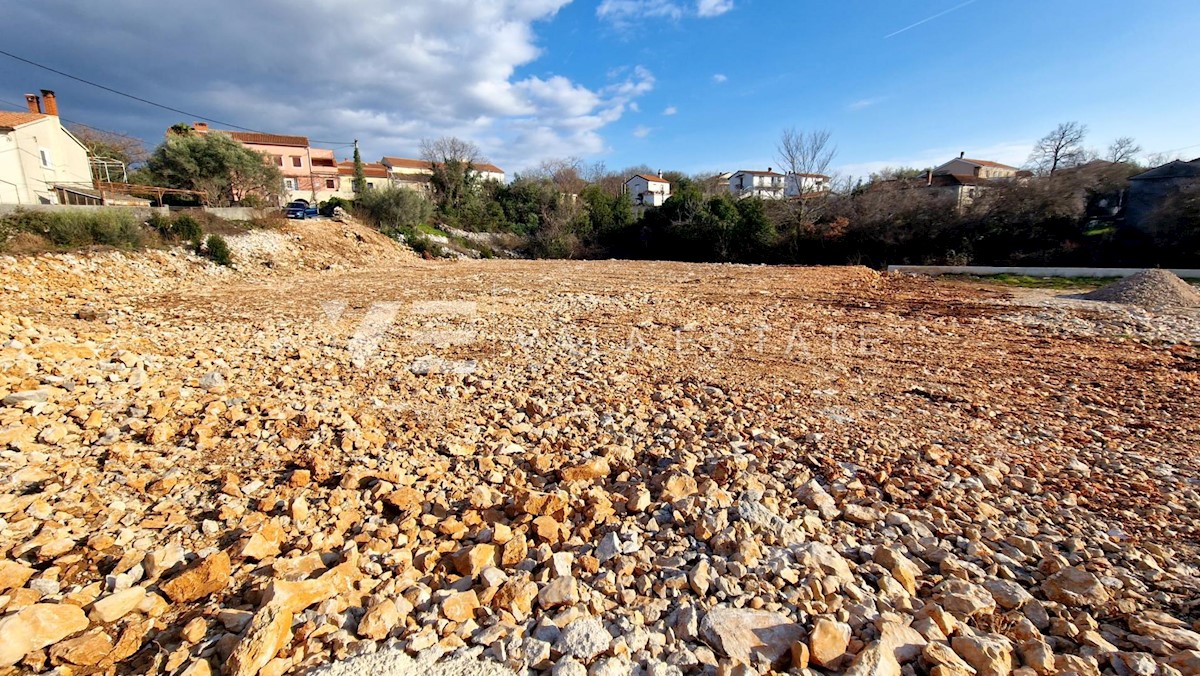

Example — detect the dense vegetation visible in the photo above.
[353,154,1196,268]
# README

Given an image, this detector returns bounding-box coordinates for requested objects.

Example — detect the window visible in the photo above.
[274,156,283,166]
[284,178,297,190]
[325,179,335,189]
[292,157,302,167]
[38,148,52,168]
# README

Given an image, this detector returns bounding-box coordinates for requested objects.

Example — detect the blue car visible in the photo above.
[285,201,319,219]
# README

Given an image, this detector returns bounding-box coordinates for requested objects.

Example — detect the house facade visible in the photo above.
[932,156,1020,180]
[784,172,831,197]
[381,156,506,192]
[381,157,434,193]
[192,123,340,204]
[729,169,786,199]
[334,160,390,199]
[925,154,1025,208]
[625,173,671,207]
[0,91,92,205]
[1125,158,1200,231]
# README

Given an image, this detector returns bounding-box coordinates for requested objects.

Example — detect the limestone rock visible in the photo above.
[952,634,1013,676]
[845,642,902,676]
[0,603,90,668]
[48,629,113,667]
[809,617,852,668]
[553,616,611,661]
[89,586,146,623]
[226,604,293,676]
[442,590,480,622]
[159,551,231,603]
[700,607,804,668]
[1042,567,1110,608]
[357,600,400,640]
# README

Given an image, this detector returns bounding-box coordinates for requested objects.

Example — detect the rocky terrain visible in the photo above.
[0,230,1197,676]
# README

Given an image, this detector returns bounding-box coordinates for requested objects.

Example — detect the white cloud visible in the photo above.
[847,97,883,112]
[696,0,734,17]
[597,0,732,27]
[3,0,655,173]
[633,125,652,138]
[663,106,678,116]
[713,73,728,83]
[597,0,684,25]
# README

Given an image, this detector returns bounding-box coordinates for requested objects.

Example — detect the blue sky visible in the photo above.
[2,1,1199,179]
[542,0,1200,177]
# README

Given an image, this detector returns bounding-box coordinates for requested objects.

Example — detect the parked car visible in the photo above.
[284,201,319,219]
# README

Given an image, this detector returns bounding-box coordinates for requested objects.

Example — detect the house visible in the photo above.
[784,172,831,197]
[334,160,389,199]
[0,90,93,205]
[625,173,671,207]
[381,157,434,193]
[729,169,785,199]
[191,122,340,204]
[922,153,1025,208]
[381,156,506,192]
[1125,158,1200,231]
[473,163,506,183]
[932,154,1021,180]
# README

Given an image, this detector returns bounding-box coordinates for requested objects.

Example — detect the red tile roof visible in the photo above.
[790,172,830,179]
[382,157,504,175]
[337,161,389,178]
[628,174,669,183]
[959,158,1018,170]
[224,131,309,147]
[0,111,46,129]
[381,157,432,171]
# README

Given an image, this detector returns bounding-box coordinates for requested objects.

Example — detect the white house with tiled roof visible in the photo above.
[381,156,505,191]
[729,169,785,199]
[784,172,832,197]
[0,90,92,205]
[625,173,671,207]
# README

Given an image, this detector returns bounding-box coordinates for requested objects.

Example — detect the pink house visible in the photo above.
[192,122,340,204]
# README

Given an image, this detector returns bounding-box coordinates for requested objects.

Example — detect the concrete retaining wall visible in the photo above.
[0,204,275,222]
[887,265,1200,279]
[0,203,169,220]
[194,207,273,220]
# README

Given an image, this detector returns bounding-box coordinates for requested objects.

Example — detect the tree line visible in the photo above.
[80,122,1198,267]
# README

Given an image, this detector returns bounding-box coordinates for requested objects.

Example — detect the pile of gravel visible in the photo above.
[1079,269,1200,309]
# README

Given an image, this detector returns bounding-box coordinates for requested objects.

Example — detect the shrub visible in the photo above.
[0,208,144,250]
[201,234,233,266]
[319,196,353,217]
[172,214,203,243]
[148,212,173,238]
[355,187,433,235]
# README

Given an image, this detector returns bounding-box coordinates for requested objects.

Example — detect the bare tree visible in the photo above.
[776,128,837,243]
[777,128,837,187]
[1106,137,1142,165]
[1027,122,1089,175]
[419,136,483,165]
[531,157,587,194]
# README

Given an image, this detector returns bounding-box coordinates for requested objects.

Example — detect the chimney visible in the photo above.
[24,94,41,114]
[927,169,933,186]
[40,90,58,116]
[959,151,965,159]
[193,122,209,132]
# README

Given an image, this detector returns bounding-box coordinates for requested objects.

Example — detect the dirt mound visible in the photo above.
[1079,269,1200,309]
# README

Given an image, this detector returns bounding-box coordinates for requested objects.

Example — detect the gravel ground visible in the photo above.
[0,242,1198,675]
